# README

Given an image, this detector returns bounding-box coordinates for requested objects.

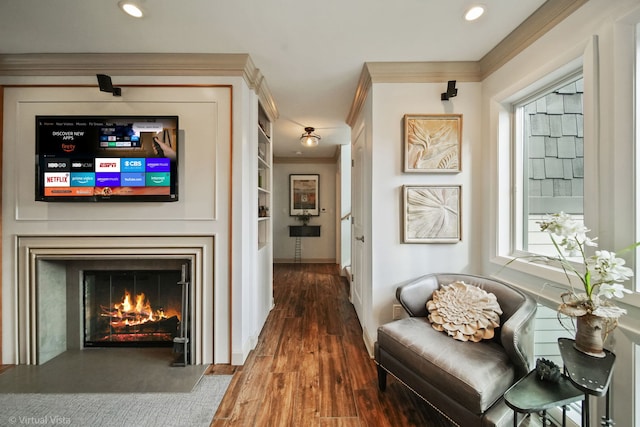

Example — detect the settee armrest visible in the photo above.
[500,294,536,378]
[395,275,440,317]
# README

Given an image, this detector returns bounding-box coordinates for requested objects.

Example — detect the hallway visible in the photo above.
[211,263,454,426]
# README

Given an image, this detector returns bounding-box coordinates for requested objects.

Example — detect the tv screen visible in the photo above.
[35,115,179,202]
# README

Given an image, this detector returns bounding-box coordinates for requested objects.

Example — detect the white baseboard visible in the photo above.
[362,326,375,358]
[231,334,259,366]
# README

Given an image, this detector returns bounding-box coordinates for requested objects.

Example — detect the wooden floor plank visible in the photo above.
[255,310,286,357]
[318,334,358,418]
[224,355,273,426]
[318,418,361,427]
[253,372,297,427]
[353,388,394,427]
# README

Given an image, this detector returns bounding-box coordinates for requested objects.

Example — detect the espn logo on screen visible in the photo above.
[95,158,121,172]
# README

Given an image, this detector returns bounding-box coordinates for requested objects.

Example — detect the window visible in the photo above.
[514,74,584,257]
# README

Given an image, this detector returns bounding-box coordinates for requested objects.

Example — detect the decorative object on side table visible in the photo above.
[534,212,638,357]
[535,358,561,383]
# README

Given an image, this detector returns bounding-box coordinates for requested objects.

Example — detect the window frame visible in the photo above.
[512,70,584,257]
[492,60,587,291]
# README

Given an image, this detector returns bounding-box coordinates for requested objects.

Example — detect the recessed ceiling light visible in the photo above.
[119,1,144,18]
[464,5,485,21]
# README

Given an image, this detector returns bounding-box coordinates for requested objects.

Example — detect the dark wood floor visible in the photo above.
[210,263,455,427]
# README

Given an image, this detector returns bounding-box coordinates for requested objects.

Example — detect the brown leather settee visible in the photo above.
[375,273,536,427]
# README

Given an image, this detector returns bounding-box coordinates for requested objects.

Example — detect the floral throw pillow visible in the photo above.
[426,281,502,342]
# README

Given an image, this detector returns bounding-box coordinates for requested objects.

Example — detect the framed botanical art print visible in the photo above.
[403,185,461,243]
[290,174,320,216]
[403,114,462,173]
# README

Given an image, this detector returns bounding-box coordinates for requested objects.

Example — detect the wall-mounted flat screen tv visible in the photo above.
[35,116,179,202]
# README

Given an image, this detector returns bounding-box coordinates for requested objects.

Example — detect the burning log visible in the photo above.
[100,290,180,331]
[109,315,179,335]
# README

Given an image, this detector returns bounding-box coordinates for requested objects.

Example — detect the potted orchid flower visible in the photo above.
[537,212,636,356]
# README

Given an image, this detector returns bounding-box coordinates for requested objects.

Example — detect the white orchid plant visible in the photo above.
[538,212,636,319]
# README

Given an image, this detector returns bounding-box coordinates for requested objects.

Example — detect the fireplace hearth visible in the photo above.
[84,270,184,347]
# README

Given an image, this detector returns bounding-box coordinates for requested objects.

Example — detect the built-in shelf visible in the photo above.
[257,104,272,249]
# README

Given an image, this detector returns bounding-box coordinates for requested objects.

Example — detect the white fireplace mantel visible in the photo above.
[10,235,216,365]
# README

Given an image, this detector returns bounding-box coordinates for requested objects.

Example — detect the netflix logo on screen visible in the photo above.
[44,172,70,187]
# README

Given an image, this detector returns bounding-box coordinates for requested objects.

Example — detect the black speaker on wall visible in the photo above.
[441,80,458,101]
[96,74,122,96]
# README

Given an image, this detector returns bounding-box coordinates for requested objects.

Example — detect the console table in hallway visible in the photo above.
[289,225,321,263]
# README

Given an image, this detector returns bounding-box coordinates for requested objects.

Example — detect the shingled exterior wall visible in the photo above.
[525,78,584,215]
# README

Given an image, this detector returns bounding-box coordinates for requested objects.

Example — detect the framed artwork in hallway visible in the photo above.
[403,114,462,173]
[290,174,319,216]
[403,185,461,243]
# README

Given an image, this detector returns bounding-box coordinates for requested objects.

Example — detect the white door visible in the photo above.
[351,127,366,322]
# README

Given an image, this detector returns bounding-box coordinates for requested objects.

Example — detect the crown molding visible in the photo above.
[346,0,588,127]
[0,53,250,76]
[478,0,589,78]
[345,64,373,128]
[0,52,279,119]
[365,61,482,84]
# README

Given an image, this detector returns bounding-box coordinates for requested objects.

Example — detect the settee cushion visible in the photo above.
[377,316,515,414]
[427,281,502,342]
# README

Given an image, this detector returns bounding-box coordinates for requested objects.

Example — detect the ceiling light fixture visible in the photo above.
[300,127,321,147]
[464,5,485,21]
[119,1,144,18]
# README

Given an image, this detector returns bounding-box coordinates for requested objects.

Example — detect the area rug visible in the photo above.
[0,375,232,427]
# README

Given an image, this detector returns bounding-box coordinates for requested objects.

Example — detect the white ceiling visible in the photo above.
[0,0,547,158]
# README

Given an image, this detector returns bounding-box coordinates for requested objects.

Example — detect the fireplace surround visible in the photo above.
[12,236,214,365]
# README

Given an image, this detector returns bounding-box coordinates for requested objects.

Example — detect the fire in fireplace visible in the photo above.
[84,270,184,347]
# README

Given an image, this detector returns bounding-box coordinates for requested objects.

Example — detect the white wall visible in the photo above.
[357,81,482,347]
[339,144,352,272]
[482,1,640,425]
[273,162,337,263]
